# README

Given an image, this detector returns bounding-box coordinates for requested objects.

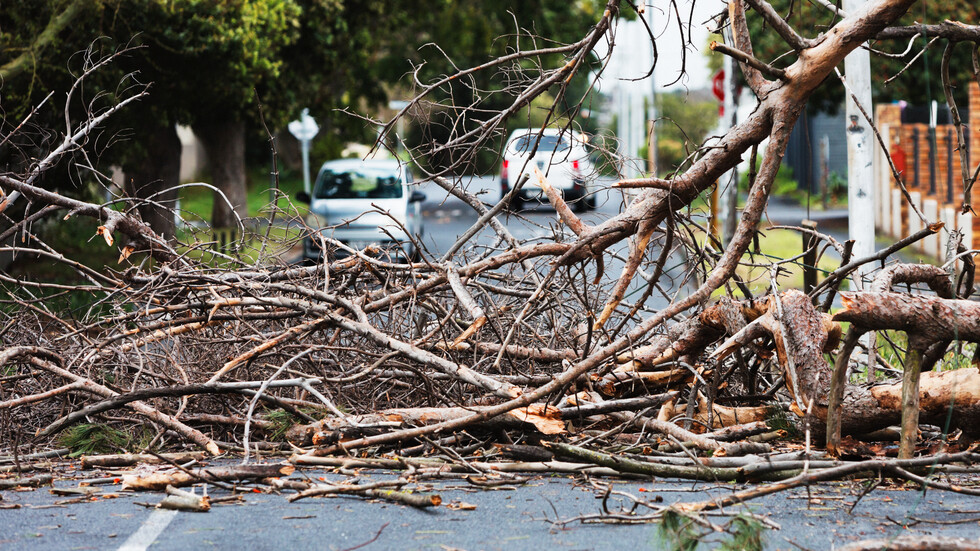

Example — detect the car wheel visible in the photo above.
[509,196,524,212]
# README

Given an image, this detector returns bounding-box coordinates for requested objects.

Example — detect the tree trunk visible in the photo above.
[194,119,247,228]
[818,367,980,437]
[834,292,980,342]
[122,123,180,239]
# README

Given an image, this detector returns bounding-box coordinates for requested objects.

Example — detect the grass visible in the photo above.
[735,228,842,294]
[738,162,847,212]
[693,226,842,298]
[873,330,977,374]
[177,224,304,267]
[1,180,308,318]
[178,166,309,224]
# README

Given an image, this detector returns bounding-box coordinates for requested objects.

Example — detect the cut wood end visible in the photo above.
[280,464,296,476]
[833,293,856,318]
[205,441,221,456]
[823,316,842,353]
[117,245,135,264]
[593,302,617,331]
[451,316,486,348]
[96,226,114,247]
[506,404,566,435]
[927,221,945,232]
[532,165,552,192]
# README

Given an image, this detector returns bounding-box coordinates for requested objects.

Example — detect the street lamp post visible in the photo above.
[288,108,319,195]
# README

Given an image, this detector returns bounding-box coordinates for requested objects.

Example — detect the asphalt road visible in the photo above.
[407,174,691,312]
[2,462,979,551]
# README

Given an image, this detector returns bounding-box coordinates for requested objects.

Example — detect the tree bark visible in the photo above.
[121,464,294,491]
[194,119,248,228]
[286,404,566,447]
[834,292,980,342]
[123,123,181,239]
[822,367,980,437]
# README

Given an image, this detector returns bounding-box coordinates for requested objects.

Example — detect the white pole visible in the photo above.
[618,88,629,177]
[631,89,645,177]
[647,3,658,176]
[719,32,738,244]
[301,140,312,195]
[842,0,876,289]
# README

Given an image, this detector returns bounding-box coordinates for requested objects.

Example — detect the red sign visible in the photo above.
[891,144,907,176]
[712,70,725,102]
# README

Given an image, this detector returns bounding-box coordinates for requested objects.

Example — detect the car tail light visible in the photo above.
[502,160,509,181]
[572,159,580,172]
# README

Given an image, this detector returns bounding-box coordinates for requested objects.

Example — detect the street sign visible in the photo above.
[288,108,319,142]
[288,108,319,194]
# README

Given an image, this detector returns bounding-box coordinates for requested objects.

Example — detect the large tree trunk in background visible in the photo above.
[194,119,247,228]
[123,124,180,240]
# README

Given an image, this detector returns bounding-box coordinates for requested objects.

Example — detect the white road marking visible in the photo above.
[117,508,178,551]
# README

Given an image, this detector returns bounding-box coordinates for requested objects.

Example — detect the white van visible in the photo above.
[500,128,596,211]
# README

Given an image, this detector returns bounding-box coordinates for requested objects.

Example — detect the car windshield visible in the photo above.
[314,166,403,199]
[510,134,570,154]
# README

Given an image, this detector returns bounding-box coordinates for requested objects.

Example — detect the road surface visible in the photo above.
[1,460,977,550]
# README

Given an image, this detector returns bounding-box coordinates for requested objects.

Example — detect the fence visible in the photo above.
[874,82,980,261]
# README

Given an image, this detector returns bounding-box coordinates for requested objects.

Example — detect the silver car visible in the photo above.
[297,159,425,261]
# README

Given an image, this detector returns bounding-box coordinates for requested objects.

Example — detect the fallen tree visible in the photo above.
[1,0,980,541]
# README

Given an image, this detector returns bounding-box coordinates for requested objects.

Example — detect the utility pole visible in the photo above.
[718,30,738,245]
[617,88,626,177]
[631,89,645,177]
[842,0,876,288]
[646,4,658,176]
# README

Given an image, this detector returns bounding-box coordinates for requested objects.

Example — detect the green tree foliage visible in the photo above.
[401,0,610,172]
[655,90,719,175]
[1,1,608,231]
[745,0,979,111]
